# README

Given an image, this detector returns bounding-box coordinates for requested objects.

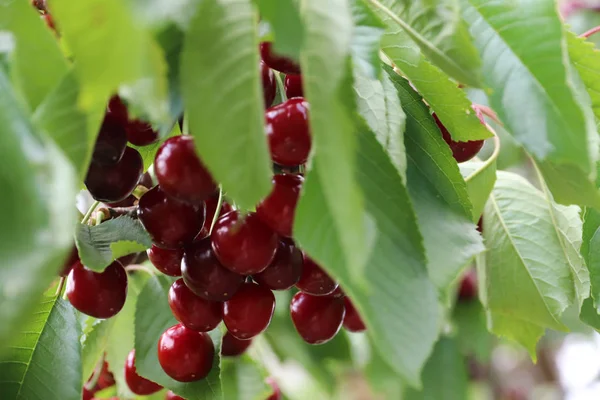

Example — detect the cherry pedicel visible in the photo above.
[284,74,303,98]
[125,350,162,395]
[169,279,223,332]
[223,282,276,340]
[296,256,338,296]
[91,114,128,166]
[433,113,484,163]
[266,377,282,400]
[126,119,159,147]
[154,135,217,205]
[266,98,311,166]
[166,391,185,400]
[181,237,244,301]
[137,186,206,249]
[254,239,303,290]
[290,292,345,345]
[221,331,253,357]
[197,196,233,239]
[342,297,366,333]
[458,269,478,301]
[256,174,303,237]
[85,146,143,202]
[260,42,301,74]
[147,245,183,277]
[66,261,128,319]
[158,324,215,382]
[211,211,279,275]
[261,61,276,107]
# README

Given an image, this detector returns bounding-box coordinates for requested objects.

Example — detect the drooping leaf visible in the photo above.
[452,300,492,363]
[583,208,600,311]
[567,31,600,120]
[181,0,272,210]
[364,340,404,399]
[254,0,304,59]
[460,159,497,223]
[350,0,386,79]
[75,216,152,272]
[81,318,115,385]
[0,296,82,400]
[580,297,600,331]
[220,354,271,400]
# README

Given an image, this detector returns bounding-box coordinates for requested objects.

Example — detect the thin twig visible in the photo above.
[581,25,600,39]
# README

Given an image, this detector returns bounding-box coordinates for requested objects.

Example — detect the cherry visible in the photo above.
[458,269,478,301]
[260,42,300,74]
[59,245,79,277]
[169,279,223,332]
[223,282,275,340]
[253,239,303,290]
[284,74,303,98]
[91,360,115,391]
[105,195,136,208]
[432,114,484,163]
[296,256,338,296]
[290,292,345,345]
[221,331,253,357]
[31,0,46,11]
[261,61,276,107]
[91,114,128,165]
[266,377,282,400]
[166,391,185,400]
[125,349,162,395]
[127,119,159,146]
[83,387,94,400]
[107,96,129,124]
[327,286,345,299]
[66,261,128,319]
[137,186,205,249]
[147,245,183,277]
[342,297,366,332]
[266,98,311,166]
[212,211,279,275]
[181,237,244,301]
[197,196,233,239]
[85,147,143,202]
[256,174,303,237]
[158,324,215,382]
[42,13,56,31]
[477,216,483,233]
[154,136,217,205]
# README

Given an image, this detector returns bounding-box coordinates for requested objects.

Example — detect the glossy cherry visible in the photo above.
[107,96,129,124]
[284,74,303,98]
[166,391,185,400]
[327,286,345,299]
[266,377,282,400]
[266,98,311,166]
[85,146,143,202]
[91,115,128,165]
[290,292,345,345]
[260,42,300,74]
[125,349,162,395]
[127,119,159,146]
[66,261,128,318]
[221,331,253,357]
[181,237,244,301]
[254,239,303,290]
[223,282,275,340]
[158,324,215,382]
[83,387,94,400]
[433,114,484,163]
[256,174,303,237]
[458,269,478,301]
[169,279,223,332]
[59,245,79,277]
[148,245,183,277]
[154,136,217,205]
[342,297,366,332]
[261,61,276,107]
[137,186,205,249]
[296,256,338,296]
[197,196,233,239]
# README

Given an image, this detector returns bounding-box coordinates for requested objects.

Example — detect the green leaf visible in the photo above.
[481,171,589,355]
[75,216,152,272]
[364,341,404,399]
[125,0,200,29]
[135,275,223,399]
[452,300,492,363]
[181,0,272,210]
[535,160,600,208]
[0,296,82,400]
[220,354,271,400]
[460,160,497,223]
[583,208,600,311]
[463,0,595,175]
[81,318,115,384]
[396,76,484,291]
[0,69,77,348]
[371,0,482,87]
[350,0,386,79]
[580,297,600,331]
[0,0,68,110]
[567,31,600,121]
[404,337,468,400]
[254,0,304,59]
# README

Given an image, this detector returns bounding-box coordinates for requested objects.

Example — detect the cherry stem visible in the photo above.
[55,277,66,297]
[125,264,155,276]
[581,25,600,39]
[132,185,149,199]
[209,187,224,236]
[81,201,100,225]
[472,103,502,126]
[464,124,501,185]
[275,72,287,103]
[85,357,105,391]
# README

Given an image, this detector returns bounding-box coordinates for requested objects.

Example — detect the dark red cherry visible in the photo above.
[477,216,483,233]
[169,279,223,332]
[296,256,338,296]
[221,331,253,357]
[154,136,217,205]
[166,391,185,400]
[458,269,477,301]
[59,245,79,277]
[212,211,279,275]
[253,239,303,290]
[327,286,345,299]
[127,119,159,146]
[158,324,215,382]
[181,238,244,301]
[125,350,162,395]
[197,196,233,239]
[223,282,275,340]
[266,377,282,400]
[261,61,276,107]
[105,195,136,208]
[83,387,94,400]
[266,98,311,166]
[147,245,183,277]
[290,292,345,345]
[91,115,128,165]
[107,96,129,124]
[256,174,303,237]
[433,114,484,163]
[260,42,300,74]
[97,361,116,390]
[66,261,128,319]
[284,74,303,98]
[85,147,143,202]
[137,186,205,249]
[342,297,366,332]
